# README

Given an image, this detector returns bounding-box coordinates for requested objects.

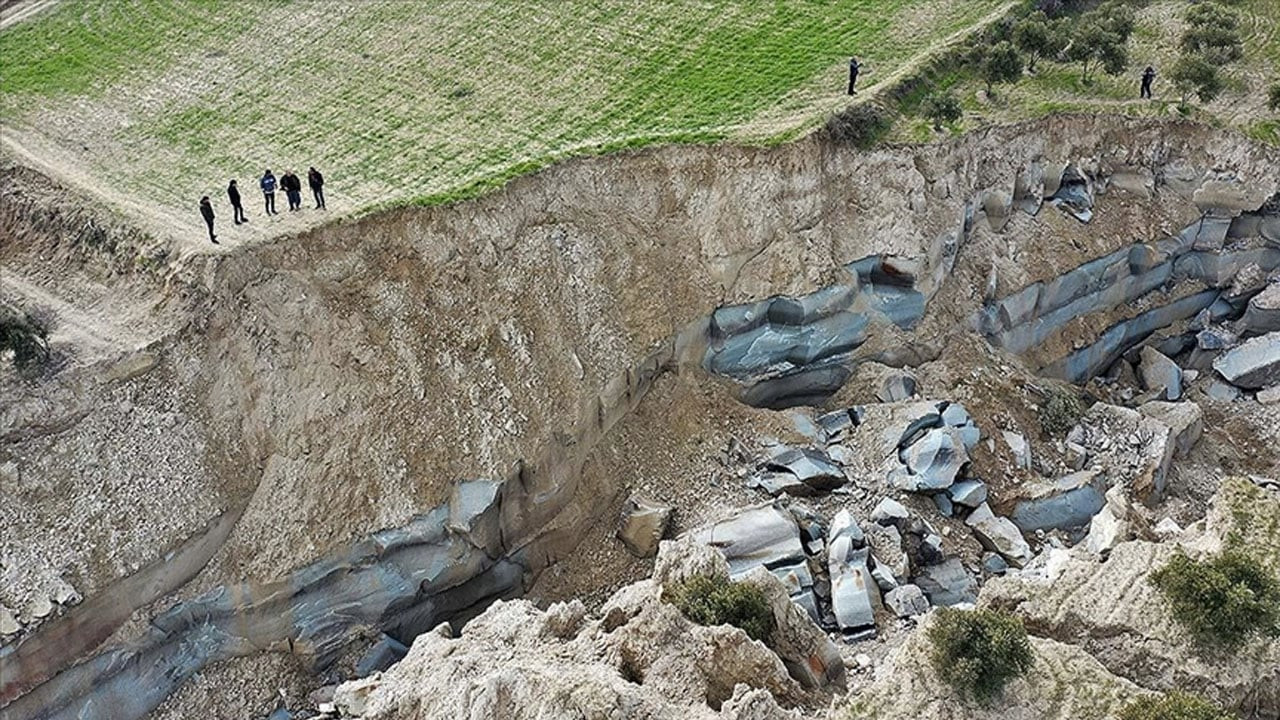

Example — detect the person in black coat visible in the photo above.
[227,180,247,224]
[308,166,326,209]
[1140,66,1156,99]
[282,170,302,211]
[848,56,861,95]
[199,196,217,244]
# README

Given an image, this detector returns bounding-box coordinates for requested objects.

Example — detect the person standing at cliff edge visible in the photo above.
[260,169,279,215]
[227,179,247,224]
[848,56,862,95]
[199,196,217,244]
[308,166,326,209]
[1140,66,1156,99]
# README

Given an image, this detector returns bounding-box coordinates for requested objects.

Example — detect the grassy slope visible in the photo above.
[889,0,1280,145]
[0,0,1004,236]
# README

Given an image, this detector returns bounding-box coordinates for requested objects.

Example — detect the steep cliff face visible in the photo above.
[3,116,1279,720]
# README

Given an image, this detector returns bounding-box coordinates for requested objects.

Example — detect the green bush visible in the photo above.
[1268,83,1280,113]
[922,92,963,130]
[1118,691,1233,720]
[928,608,1033,702]
[667,575,775,642]
[1039,385,1085,437]
[0,304,53,375]
[1150,548,1280,648]
[824,102,894,149]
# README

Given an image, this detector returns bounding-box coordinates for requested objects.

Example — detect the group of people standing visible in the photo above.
[199,167,326,244]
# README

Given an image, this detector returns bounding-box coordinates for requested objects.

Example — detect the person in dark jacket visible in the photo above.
[282,170,302,211]
[1140,66,1156,99]
[848,56,861,95]
[261,170,278,215]
[199,196,217,244]
[227,180,247,224]
[308,166,326,209]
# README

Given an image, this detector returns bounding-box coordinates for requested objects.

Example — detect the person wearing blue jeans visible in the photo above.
[260,169,279,215]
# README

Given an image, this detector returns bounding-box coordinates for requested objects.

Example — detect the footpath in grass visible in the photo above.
[0,0,1005,247]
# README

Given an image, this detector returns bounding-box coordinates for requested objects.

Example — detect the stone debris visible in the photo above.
[1137,401,1203,457]
[870,497,909,525]
[1002,430,1032,469]
[982,552,1009,574]
[760,447,846,495]
[1075,404,1175,504]
[912,558,976,607]
[1205,379,1242,401]
[1240,282,1280,335]
[692,503,805,580]
[897,428,968,491]
[1084,485,1131,556]
[828,542,879,635]
[1257,385,1280,405]
[865,523,909,584]
[965,503,1033,568]
[354,634,409,677]
[946,480,987,508]
[617,494,673,558]
[1213,330,1280,389]
[876,372,918,403]
[1154,517,1183,539]
[884,584,930,618]
[0,605,20,636]
[1138,346,1182,400]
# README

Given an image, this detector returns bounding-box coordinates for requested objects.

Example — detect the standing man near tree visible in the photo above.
[1141,65,1156,99]
[261,169,279,215]
[847,56,862,95]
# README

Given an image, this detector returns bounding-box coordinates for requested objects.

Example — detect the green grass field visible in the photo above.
[0,0,1008,247]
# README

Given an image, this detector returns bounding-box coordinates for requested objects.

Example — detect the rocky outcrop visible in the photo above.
[842,612,1141,720]
[319,539,842,719]
[983,478,1280,718]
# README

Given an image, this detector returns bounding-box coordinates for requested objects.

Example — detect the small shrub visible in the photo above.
[1149,548,1280,648]
[922,92,962,130]
[1268,83,1280,113]
[1118,691,1233,720]
[928,608,1033,703]
[1039,386,1085,437]
[1181,3,1244,65]
[0,304,53,375]
[824,102,893,150]
[1170,54,1224,107]
[980,41,1024,96]
[667,574,775,642]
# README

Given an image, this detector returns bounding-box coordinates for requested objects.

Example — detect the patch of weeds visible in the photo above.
[1149,548,1280,649]
[823,102,894,149]
[0,303,55,377]
[928,608,1034,703]
[1118,691,1233,720]
[1038,384,1085,437]
[665,574,775,642]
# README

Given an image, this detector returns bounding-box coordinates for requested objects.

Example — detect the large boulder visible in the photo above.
[966,503,1033,568]
[1138,346,1182,400]
[912,558,976,607]
[617,494,673,558]
[1213,331,1280,389]
[1239,282,1280,335]
[692,504,804,579]
[1009,470,1107,533]
[1137,401,1203,458]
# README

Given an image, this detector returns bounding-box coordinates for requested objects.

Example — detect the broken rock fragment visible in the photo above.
[913,558,976,607]
[965,503,1033,568]
[1138,346,1182,401]
[617,493,673,558]
[1213,331,1280,389]
[884,584,930,618]
[896,428,968,491]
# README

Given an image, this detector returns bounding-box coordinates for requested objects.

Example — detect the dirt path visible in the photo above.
[0,0,59,30]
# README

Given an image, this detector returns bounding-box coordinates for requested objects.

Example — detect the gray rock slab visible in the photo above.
[1001,430,1032,470]
[616,494,673,558]
[1138,401,1204,458]
[947,480,988,508]
[1214,331,1280,390]
[764,447,846,493]
[876,373,917,403]
[1009,470,1106,533]
[965,503,1033,568]
[693,504,805,578]
[884,584,930,618]
[899,428,967,491]
[828,542,879,633]
[913,558,977,607]
[870,498,909,525]
[1139,346,1183,400]
[1241,283,1280,336]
